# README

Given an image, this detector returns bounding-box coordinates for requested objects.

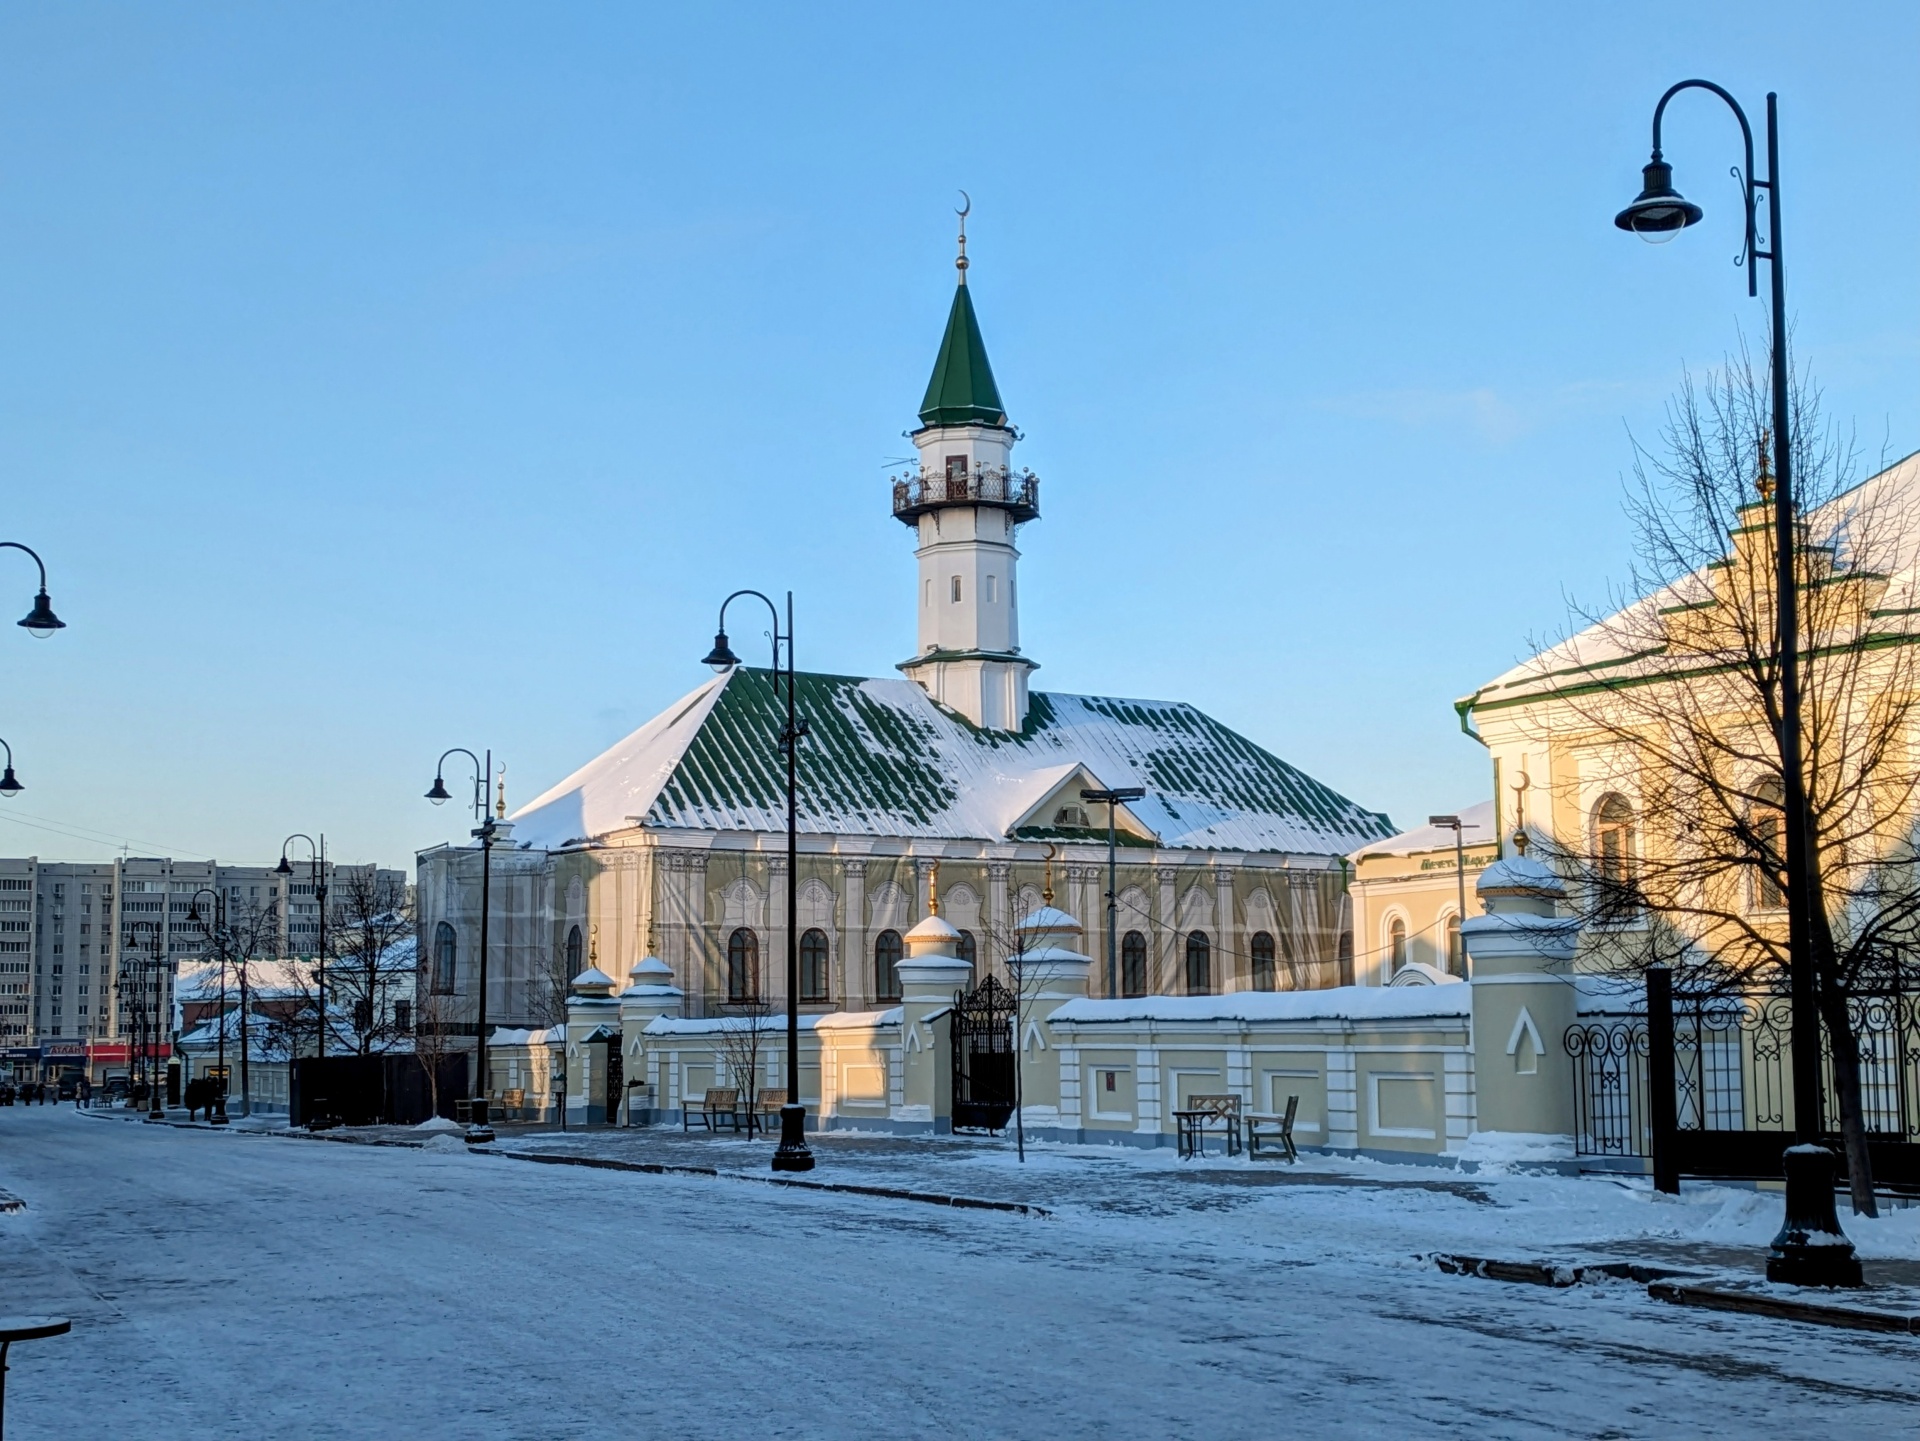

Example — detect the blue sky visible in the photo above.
[0,4,1915,869]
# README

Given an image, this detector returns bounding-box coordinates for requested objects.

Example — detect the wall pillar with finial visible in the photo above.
[894,862,971,1130]
[1010,863,1093,1136]
[1459,829,1582,1165]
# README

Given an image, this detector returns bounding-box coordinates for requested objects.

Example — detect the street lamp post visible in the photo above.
[0,542,65,641]
[1616,79,1860,1286]
[426,748,496,1144]
[702,590,815,1172]
[276,835,328,1060]
[187,889,230,1125]
[124,920,165,1120]
[1428,815,1471,977]
[1080,787,1145,997]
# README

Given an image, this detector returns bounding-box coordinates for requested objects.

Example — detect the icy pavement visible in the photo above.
[1,1108,1917,1439]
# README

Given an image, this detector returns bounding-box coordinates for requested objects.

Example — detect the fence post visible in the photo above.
[1646,965,1679,1194]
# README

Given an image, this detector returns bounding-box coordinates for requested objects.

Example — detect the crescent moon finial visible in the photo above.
[954,190,970,284]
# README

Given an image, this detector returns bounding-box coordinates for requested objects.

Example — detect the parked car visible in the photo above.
[55,1074,78,1101]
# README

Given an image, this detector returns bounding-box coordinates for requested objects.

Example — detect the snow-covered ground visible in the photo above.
[2,1107,1918,1439]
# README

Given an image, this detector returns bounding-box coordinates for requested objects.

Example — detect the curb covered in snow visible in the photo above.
[1648,1280,1920,1335]
[486,1147,1053,1217]
[1430,1253,1689,1288]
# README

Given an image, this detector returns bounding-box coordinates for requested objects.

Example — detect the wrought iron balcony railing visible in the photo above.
[891,465,1040,524]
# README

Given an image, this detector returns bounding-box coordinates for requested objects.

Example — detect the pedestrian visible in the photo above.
[77,1076,91,1109]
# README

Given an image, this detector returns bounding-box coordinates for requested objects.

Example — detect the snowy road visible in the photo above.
[2,1108,1917,1439]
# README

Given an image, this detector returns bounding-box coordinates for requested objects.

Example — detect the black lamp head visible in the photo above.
[702,631,741,673]
[274,854,294,876]
[1614,156,1704,242]
[426,775,452,805]
[18,589,62,639]
[0,766,20,798]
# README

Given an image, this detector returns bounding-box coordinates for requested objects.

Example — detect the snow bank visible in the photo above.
[412,1116,461,1133]
[1051,985,1472,1027]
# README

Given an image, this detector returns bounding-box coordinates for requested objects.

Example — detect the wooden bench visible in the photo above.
[1246,1095,1299,1162]
[499,1087,526,1118]
[747,1088,787,1137]
[1173,1094,1242,1159]
[682,1087,742,1133]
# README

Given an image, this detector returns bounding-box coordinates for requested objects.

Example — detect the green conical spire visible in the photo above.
[918,283,1007,429]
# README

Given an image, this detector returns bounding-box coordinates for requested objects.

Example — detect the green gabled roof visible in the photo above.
[918,284,1008,428]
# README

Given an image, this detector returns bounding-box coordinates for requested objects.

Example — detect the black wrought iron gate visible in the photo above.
[952,975,1017,1133]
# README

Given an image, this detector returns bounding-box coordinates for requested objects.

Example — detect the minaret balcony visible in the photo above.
[891,465,1040,525]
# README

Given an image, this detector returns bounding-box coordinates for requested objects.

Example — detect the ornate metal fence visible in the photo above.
[1565,977,1920,1190]
[951,975,1017,1134]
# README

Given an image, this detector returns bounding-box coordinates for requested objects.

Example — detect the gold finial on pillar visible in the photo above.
[495,764,507,820]
[1042,842,1056,905]
[589,924,599,967]
[1510,765,1531,856]
[928,860,940,916]
[955,190,970,285]
[1757,427,1775,504]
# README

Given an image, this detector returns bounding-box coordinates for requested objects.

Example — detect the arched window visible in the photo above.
[432,922,457,994]
[726,928,760,1003]
[1444,914,1463,975]
[1388,917,1408,972]
[1250,931,1277,991]
[800,928,830,1003]
[1595,794,1635,886]
[956,929,977,974]
[565,925,583,975]
[1122,930,1147,997]
[1752,779,1785,911]
[873,929,903,1002]
[1185,930,1212,996]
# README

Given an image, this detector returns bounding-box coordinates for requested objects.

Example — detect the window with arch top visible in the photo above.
[1594,793,1636,887]
[1388,916,1408,973]
[565,925,583,975]
[1445,914,1463,975]
[432,921,457,994]
[1121,930,1147,997]
[873,929,903,1002]
[956,929,977,975]
[1185,930,1212,996]
[726,927,760,1003]
[800,928,830,1003]
[1250,931,1277,991]
[1751,779,1786,911]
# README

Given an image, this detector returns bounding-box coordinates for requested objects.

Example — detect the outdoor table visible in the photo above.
[0,1316,71,1440]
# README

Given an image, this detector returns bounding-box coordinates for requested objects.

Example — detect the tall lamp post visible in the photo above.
[124,920,165,1120]
[1080,787,1145,997]
[187,888,230,1126]
[426,748,496,1144]
[275,835,328,1060]
[1427,815,1471,977]
[702,590,815,1172]
[1615,79,1860,1286]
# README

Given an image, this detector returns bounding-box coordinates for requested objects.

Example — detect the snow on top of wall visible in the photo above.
[1051,985,1472,1027]
[489,1025,564,1046]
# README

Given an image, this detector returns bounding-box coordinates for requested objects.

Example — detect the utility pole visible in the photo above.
[1081,787,1145,996]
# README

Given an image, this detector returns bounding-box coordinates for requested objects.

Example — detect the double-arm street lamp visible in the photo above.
[426,748,496,1143]
[1616,79,1859,1286]
[276,835,329,1059]
[186,887,231,1126]
[702,589,815,1173]
[1080,787,1145,998]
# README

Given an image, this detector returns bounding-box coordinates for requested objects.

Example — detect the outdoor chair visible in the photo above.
[1174,1093,1242,1159]
[1246,1094,1299,1162]
[682,1087,742,1133]
[749,1088,787,1137]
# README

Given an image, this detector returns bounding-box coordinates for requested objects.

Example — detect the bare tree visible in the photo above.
[713,993,773,1135]
[411,985,457,1122]
[323,865,417,1056]
[1532,348,1918,1214]
[195,893,285,1119]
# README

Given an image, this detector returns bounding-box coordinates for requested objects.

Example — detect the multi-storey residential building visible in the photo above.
[0,855,405,1082]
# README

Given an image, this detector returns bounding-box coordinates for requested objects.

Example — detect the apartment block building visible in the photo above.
[0,855,405,1072]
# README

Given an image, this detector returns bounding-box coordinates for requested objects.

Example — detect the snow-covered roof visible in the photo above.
[1464,449,1920,713]
[1351,800,1496,861]
[507,668,1392,856]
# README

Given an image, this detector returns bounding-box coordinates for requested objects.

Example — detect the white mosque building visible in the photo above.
[416,234,1393,1034]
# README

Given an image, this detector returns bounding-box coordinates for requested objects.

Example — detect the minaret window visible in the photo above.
[986,575,997,603]
[950,576,962,604]
[945,454,970,499]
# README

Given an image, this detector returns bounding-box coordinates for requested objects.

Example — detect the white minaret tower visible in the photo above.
[893,203,1039,731]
